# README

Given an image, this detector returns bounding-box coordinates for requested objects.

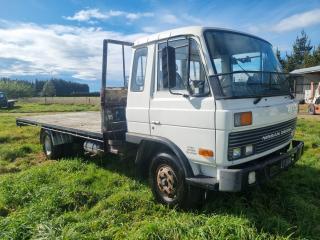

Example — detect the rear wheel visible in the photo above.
[149,152,204,208]
[308,104,315,115]
[41,131,61,159]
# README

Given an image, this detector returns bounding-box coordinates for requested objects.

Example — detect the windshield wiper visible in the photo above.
[253,92,294,104]
[253,97,262,104]
[268,86,295,99]
[232,57,251,77]
[289,92,295,99]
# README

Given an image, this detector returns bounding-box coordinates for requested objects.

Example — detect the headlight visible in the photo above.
[245,144,253,156]
[232,147,241,159]
[230,145,254,160]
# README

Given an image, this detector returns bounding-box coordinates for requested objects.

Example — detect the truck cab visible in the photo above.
[125,26,303,206]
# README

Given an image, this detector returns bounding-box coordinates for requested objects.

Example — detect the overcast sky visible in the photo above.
[0,0,320,91]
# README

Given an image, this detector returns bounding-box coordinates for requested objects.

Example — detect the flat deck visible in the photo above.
[16,112,103,140]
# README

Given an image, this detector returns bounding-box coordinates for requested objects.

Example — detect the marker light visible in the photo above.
[234,112,252,127]
[199,148,214,158]
[232,147,241,159]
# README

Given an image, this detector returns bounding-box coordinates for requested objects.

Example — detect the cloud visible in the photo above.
[159,13,203,26]
[0,8,204,84]
[65,9,109,21]
[161,14,179,24]
[64,8,154,22]
[246,25,260,34]
[141,13,204,33]
[142,26,157,33]
[126,12,154,21]
[272,9,320,32]
[0,20,146,82]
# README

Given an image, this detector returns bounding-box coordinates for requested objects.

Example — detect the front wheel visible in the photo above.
[149,152,204,208]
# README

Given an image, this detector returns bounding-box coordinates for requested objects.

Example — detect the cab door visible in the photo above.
[126,45,153,135]
[149,38,216,166]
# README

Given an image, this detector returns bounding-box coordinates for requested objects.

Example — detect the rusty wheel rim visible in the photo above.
[156,164,177,201]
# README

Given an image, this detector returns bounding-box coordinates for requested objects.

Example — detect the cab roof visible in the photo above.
[133,26,270,47]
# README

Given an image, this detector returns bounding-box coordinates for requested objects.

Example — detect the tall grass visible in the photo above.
[0,103,319,239]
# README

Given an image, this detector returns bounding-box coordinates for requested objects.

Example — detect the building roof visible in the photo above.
[133,26,270,47]
[290,65,320,74]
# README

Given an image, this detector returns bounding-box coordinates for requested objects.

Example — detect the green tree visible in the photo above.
[285,30,313,72]
[304,44,320,67]
[0,78,34,98]
[276,48,286,70]
[41,80,56,97]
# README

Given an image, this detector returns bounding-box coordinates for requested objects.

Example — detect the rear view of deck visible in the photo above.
[16,112,103,141]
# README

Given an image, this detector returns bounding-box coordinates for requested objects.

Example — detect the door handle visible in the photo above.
[151,120,161,125]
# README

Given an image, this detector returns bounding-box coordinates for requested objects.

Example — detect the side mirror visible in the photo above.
[162,46,176,89]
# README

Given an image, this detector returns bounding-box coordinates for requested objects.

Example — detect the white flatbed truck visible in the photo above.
[17,26,304,207]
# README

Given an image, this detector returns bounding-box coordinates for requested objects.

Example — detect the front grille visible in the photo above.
[228,118,297,160]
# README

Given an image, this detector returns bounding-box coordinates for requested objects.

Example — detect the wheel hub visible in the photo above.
[156,165,177,200]
[44,136,52,155]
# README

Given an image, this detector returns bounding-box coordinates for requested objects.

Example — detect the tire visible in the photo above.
[149,152,204,208]
[41,131,61,159]
[308,104,315,115]
[7,102,14,109]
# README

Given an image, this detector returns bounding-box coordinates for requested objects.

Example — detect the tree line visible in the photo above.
[0,78,89,98]
[276,30,320,72]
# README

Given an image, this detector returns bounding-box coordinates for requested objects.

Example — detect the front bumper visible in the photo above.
[186,140,304,191]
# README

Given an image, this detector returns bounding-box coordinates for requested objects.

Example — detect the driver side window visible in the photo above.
[157,39,189,91]
[157,38,209,96]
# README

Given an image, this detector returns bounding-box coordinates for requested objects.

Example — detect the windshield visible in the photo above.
[204,30,291,99]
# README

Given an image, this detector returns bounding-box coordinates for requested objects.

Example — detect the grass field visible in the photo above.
[0,102,319,239]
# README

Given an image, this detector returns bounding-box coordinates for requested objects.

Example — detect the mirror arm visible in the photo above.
[169,88,183,96]
[192,91,210,98]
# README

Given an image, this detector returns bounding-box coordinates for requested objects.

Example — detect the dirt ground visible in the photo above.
[298,104,320,121]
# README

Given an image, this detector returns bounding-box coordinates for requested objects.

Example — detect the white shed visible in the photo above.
[290,65,320,102]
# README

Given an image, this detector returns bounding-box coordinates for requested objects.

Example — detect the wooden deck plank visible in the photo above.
[18,112,101,135]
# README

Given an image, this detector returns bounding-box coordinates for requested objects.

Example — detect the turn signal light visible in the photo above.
[234,112,252,127]
[199,148,214,158]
